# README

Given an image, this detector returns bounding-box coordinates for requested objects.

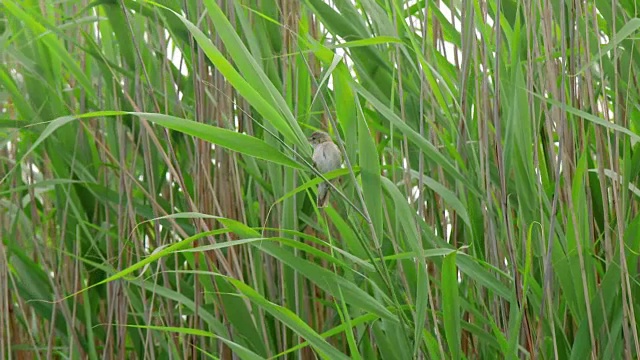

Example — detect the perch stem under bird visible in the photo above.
[308,130,342,208]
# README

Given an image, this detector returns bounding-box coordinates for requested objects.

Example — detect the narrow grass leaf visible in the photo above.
[224,276,350,360]
[442,251,461,359]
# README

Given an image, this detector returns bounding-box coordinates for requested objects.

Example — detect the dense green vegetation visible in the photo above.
[2,0,640,358]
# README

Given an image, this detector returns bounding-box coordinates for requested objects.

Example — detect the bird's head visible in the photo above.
[308,131,332,146]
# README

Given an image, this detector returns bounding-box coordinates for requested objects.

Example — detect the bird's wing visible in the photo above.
[327,142,342,171]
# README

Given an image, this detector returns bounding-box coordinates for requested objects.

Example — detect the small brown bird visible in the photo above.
[309,130,342,207]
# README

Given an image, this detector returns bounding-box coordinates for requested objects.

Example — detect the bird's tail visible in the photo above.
[317,181,331,208]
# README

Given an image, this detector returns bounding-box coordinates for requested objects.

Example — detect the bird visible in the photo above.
[308,130,342,208]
